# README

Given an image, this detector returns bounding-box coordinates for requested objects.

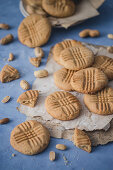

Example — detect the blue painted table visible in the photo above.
[0,0,113,170]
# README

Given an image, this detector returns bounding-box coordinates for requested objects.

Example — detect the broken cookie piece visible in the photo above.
[73,128,91,153]
[0,65,20,83]
[29,57,42,67]
[17,90,39,107]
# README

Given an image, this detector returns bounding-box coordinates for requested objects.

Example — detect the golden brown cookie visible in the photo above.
[42,0,76,18]
[60,46,94,71]
[54,68,75,91]
[45,91,81,121]
[71,67,108,94]
[92,55,113,80]
[84,87,113,115]
[53,39,82,64]
[17,90,39,107]
[0,65,20,83]
[18,14,51,48]
[10,120,50,155]
[73,128,91,153]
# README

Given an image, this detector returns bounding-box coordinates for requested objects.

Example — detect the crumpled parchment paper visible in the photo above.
[19,42,113,146]
[19,43,113,131]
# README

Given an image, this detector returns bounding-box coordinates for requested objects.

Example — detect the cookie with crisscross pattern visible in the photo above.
[54,68,75,91]
[53,39,82,65]
[84,87,113,115]
[73,128,91,153]
[10,120,50,155]
[60,46,94,70]
[71,67,108,94]
[18,14,51,47]
[92,55,113,80]
[17,90,39,107]
[42,0,76,18]
[45,91,81,120]
[0,65,20,83]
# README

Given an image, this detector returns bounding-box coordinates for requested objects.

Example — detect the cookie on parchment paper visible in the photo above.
[17,90,39,108]
[73,128,91,153]
[53,39,82,64]
[60,46,94,71]
[71,67,108,94]
[45,91,81,121]
[10,120,50,155]
[54,68,75,91]
[92,55,113,80]
[84,87,113,115]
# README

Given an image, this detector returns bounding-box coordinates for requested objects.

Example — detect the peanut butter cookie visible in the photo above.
[92,55,113,80]
[0,65,20,83]
[53,39,82,64]
[42,0,76,18]
[54,68,75,91]
[45,91,81,121]
[10,120,50,155]
[17,90,39,107]
[73,128,91,153]
[71,67,108,94]
[18,14,51,48]
[60,46,94,71]
[84,87,113,115]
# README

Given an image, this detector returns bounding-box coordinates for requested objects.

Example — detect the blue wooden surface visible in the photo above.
[0,0,113,170]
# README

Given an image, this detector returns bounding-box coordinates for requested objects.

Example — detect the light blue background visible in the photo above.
[0,0,113,170]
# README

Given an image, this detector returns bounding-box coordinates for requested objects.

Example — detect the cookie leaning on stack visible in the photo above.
[18,14,51,48]
[53,39,82,64]
[70,67,108,94]
[59,46,94,71]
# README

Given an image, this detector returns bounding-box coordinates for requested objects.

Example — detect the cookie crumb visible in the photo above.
[12,153,16,157]
[62,154,69,165]
[16,107,19,111]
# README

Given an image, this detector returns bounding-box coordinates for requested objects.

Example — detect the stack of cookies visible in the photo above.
[45,39,113,119]
[23,0,76,18]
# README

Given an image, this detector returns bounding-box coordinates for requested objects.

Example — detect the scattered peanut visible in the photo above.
[20,80,30,90]
[49,151,55,161]
[1,96,10,103]
[0,23,10,30]
[108,34,113,39]
[107,46,113,53]
[0,118,9,124]
[8,53,14,61]
[56,144,67,150]
[34,47,44,58]
[34,69,48,78]
[79,29,100,38]
[0,34,14,45]
[29,57,42,67]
